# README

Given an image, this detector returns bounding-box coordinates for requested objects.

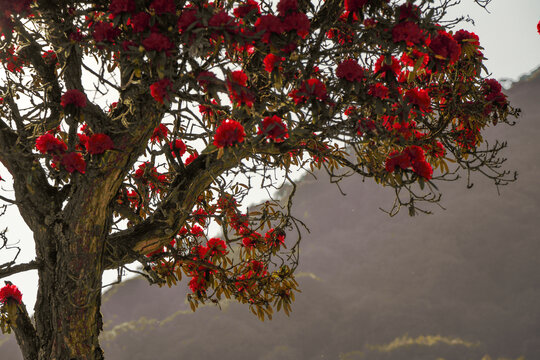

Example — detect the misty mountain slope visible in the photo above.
[1,73,539,360]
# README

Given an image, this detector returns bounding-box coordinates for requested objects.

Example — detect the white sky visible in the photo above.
[1,0,539,312]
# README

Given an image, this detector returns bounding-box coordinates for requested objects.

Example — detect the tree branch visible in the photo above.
[10,296,39,360]
[0,261,40,280]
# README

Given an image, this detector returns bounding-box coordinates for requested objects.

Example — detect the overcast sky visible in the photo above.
[1,0,539,312]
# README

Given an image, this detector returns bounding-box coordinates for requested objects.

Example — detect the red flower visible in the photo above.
[392,21,424,45]
[255,15,284,43]
[177,10,199,33]
[0,284,22,304]
[209,10,235,29]
[385,146,432,179]
[265,228,285,248]
[150,78,172,104]
[92,22,119,43]
[234,0,260,18]
[345,0,368,12]
[398,3,420,21]
[405,88,432,113]
[151,124,168,143]
[453,29,480,48]
[185,151,198,165]
[36,133,67,154]
[61,89,86,109]
[109,0,135,15]
[226,71,254,107]
[263,53,284,72]
[374,55,401,78]
[86,133,114,154]
[289,78,327,104]
[214,120,246,147]
[283,12,310,38]
[258,115,288,142]
[170,139,186,157]
[143,32,173,52]
[537,20,540,35]
[149,0,176,15]
[207,238,227,256]
[277,0,298,17]
[228,70,248,87]
[41,50,57,65]
[336,59,364,82]
[483,78,507,108]
[368,83,389,99]
[62,152,86,174]
[429,30,461,65]
[128,12,150,33]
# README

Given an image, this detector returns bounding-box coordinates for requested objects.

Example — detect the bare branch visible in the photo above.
[0,261,40,280]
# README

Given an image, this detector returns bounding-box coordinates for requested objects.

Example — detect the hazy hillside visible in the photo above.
[1,72,539,359]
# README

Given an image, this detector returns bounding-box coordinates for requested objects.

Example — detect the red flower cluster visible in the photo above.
[258,115,288,142]
[142,32,173,52]
[128,12,150,32]
[234,0,260,18]
[92,21,120,43]
[86,133,114,155]
[385,145,433,179]
[185,151,198,165]
[374,55,401,78]
[170,139,186,158]
[61,89,86,109]
[41,50,57,66]
[36,133,67,154]
[265,228,285,248]
[150,0,176,15]
[0,284,22,304]
[263,53,284,73]
[226,70,254,108]
[345,0,368,13]
[150,78,172,104]
[483,78,507,108]
[255,15,284,43]
[151,124,168,143]
[109,0,135,15]
[213,119,246,147]
[336,59,364,83]
[392,21,424,46]
[62,152,86,174]
[453,30,480,48]
[429,30,461,65]
[368,83,389,99]
[405,88,432,113]
[289,78,327,104]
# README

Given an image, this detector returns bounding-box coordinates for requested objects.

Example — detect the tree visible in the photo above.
[0,0,518,359]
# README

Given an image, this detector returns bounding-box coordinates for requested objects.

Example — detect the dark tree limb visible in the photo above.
[0,261,40,280]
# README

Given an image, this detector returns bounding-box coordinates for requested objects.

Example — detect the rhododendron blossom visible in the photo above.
[258,115,289,142]
[150,78,173,104]
[36,133,67,154]
[61,89,86,109]
[0,284,22,304]
[429,30,461,65]
[62,152,86,174]
[86,133,114,155]
[336,59,365,82]
[213,120,246,147]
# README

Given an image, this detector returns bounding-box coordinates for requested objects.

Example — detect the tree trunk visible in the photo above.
[33,213,106,359]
